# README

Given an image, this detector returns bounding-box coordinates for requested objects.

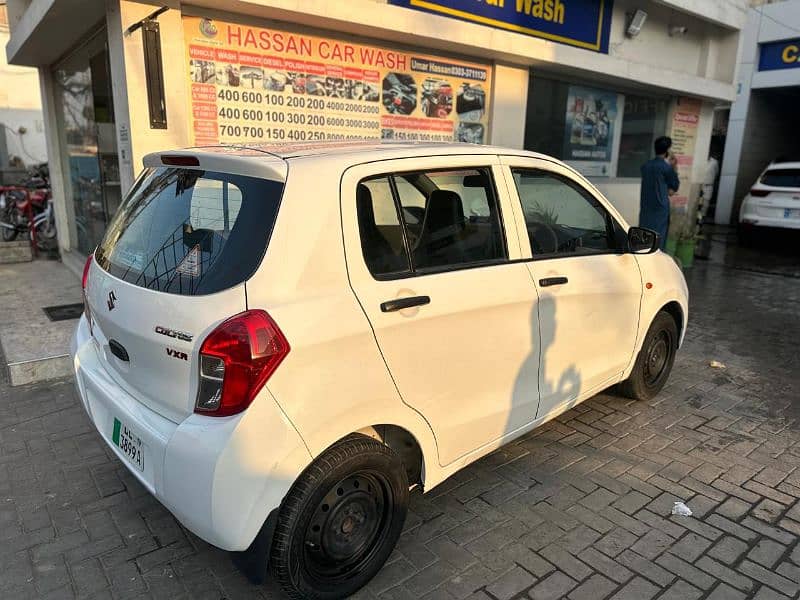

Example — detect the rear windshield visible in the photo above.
[761,169,800,188]
[95,168,283,295]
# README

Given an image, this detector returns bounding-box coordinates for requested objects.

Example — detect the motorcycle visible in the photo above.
[0,164,56,249]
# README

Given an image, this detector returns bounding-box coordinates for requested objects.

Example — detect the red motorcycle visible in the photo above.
[0,164,56,248]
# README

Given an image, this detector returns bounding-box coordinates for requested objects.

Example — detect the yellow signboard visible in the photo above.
[183,16,492,145]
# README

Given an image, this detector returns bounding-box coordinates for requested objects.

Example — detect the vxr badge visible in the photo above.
[107,291,117,311]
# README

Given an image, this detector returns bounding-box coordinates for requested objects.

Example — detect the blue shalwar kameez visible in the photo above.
[639,158,680,249]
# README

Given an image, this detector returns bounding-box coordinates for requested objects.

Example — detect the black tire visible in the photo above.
[619,311,678,401]
[2,208,18,242]
[270,434,409,600]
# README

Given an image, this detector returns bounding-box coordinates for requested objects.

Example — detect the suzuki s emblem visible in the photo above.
[107,291,117,311]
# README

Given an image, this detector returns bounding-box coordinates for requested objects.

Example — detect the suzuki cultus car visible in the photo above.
[72,142,688,599]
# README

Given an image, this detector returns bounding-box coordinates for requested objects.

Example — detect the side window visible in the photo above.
[356,168,507,277]
[357,177,411,276]
[512,169,617,258]
[395,168,506,271]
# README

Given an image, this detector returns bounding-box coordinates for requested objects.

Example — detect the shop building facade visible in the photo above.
[5,0,748,273]
[716,0,800,226]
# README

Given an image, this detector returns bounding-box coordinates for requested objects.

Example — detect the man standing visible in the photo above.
[640,136,680,249]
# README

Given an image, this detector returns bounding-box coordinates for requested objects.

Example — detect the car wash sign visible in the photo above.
[759,38,800,71]
[389,0,614,53]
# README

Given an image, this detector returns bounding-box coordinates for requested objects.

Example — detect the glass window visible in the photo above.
[761,169,800,188]
[512,169,617,257]
[357,177,411,276]
[617,94,669,178]
[397,169,505,271]
[356,168,506,277]
[524,74,671,179]
[95,168,283,295]
[53,30,120,256]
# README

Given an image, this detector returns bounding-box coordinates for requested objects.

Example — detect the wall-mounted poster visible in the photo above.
[562,85,622,177]
[668,96,702,213]
[182,16,493,146]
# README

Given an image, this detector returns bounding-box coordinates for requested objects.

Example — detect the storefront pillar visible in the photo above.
[489,64,528,149]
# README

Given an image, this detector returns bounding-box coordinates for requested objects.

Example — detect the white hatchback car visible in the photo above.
[72,142,688,599]
[739,158,800,243]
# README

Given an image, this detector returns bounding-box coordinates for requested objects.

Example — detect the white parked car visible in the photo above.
[71,142,688,599]
[739,157,800,244]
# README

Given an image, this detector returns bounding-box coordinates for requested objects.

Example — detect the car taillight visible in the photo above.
[195,310,289,417]
[82,254,93,289]
[82,254,93,333]
[750,189,770,197]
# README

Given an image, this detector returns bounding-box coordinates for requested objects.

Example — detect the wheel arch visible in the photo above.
[353,424,425,487]
[660,300,685,345]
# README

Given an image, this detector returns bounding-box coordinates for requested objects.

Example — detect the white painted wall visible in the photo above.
[0,28,46,165]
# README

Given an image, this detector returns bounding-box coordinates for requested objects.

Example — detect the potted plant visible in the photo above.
[669,200,699,268]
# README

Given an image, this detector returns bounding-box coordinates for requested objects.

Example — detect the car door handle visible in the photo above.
[539,277,569,287]
[380,296,430,313]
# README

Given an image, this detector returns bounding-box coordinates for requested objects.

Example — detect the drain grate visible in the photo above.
[42,303,85,322]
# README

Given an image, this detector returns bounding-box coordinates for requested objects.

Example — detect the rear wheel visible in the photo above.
[619,311,678,400]
[2,207,19,241]
[270,434,408,600]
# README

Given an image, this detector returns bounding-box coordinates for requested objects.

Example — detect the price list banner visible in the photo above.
[184,16,493,145]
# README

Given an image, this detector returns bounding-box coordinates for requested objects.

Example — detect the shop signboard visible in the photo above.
[758,38,800,71]
[389,0,614,53]
[562,85,622,177]
[183,16,492,146]
[668,96,701,213]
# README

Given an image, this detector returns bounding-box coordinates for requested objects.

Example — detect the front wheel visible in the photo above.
[2,208,19,242]
[619,311,678,400]
[270,434,409,600]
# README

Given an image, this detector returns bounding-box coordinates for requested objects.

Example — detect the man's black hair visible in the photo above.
[654,136,672,156]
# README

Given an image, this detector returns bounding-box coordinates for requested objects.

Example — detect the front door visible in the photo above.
[342,156,541,467]
[501,159,643,418]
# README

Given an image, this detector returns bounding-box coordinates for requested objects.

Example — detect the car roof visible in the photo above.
[179,140,550,161]
[767,160,800,170]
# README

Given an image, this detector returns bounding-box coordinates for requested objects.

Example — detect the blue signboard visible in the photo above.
[388,0,614,53]
[759,38,800,71]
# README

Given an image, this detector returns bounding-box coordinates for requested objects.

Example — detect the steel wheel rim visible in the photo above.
[303,471,393,582]
[644,330,672,386]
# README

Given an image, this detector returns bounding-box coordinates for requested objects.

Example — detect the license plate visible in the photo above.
[784,208,800,219]
[112,417,144,472]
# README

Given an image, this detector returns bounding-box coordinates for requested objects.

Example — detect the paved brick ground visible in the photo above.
[1,251,800,599]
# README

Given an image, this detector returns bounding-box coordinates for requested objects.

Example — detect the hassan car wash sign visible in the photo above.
[759,38,800,71]
[389,0,614,53]
[183,16,493,146]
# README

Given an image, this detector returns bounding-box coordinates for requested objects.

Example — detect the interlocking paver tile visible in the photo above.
[527,571,577,600]
[747,538,787,568]
[3,254,800,600]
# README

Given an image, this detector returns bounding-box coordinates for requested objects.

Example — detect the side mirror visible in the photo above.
[628,227,659,254]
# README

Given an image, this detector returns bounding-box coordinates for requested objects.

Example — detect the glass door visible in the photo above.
[53,29,119,255]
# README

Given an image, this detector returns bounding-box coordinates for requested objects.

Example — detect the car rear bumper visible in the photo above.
[740,206,800,230]
[70,315,311,551]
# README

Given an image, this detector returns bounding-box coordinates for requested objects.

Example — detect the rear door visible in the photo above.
[342,155,541,467]
[85,163,284,423]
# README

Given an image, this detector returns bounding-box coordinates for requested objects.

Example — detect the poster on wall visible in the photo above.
[183,16,493,146]
[668,96,701,213]
[562,85,622,177]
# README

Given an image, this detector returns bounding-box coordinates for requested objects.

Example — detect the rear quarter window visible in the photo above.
[95,168,283,295]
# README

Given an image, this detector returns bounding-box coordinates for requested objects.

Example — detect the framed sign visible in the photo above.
[184,16,493,146]
[389,0,614,53]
